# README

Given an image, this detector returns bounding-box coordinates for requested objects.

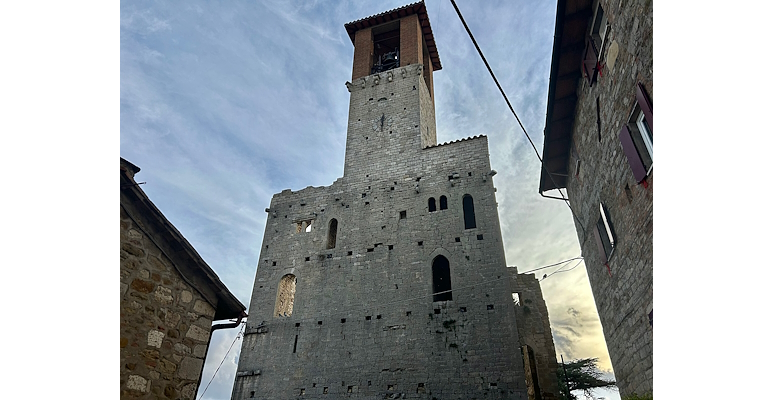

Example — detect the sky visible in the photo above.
[119,1,621,399]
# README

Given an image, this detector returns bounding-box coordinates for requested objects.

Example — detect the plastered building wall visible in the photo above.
[564,0,653,396]
[233,62,530,399]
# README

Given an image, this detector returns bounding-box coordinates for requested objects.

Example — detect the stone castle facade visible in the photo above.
[233,3,558,399]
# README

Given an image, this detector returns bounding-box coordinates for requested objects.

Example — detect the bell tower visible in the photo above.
[342,1,441,180]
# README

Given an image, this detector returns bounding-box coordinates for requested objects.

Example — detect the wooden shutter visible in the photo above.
[636,82,653,132]
[619,124,647,183]
[582,37,598,86]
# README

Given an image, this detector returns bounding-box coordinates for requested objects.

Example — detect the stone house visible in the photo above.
[120,157,247,399]
[539,0,652,396]
[232,2,558,399]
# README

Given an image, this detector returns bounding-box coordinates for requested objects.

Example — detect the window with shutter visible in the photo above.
[620,82,653,182]
[582,38,599,86]
[595,203,616,263]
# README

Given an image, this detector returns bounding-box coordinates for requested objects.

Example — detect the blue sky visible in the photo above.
[120,1,619,398]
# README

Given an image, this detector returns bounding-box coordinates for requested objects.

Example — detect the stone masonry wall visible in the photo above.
[344,64,436,180]
[233,125,529,399]
[565,0,652,396]
[509,270,559,400]
[120,206,217,399]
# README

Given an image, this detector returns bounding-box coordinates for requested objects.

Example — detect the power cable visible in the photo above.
[199,324,246,399]
[447,0,588,240]
[540,258,584,283]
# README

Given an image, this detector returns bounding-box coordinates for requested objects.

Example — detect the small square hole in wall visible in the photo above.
[390,187,395,191]
[459,307,467,312]
[367,248,374,252]
[434,309,441,314]
[323,387,328,394]
[468,172,472,176]
[318,321,322,325]
[388,245,394,250]
[362,193,366,198]
[327,254,332,259]
[305,257,310,261]
[313,383,316,387]
[455,237,460,242]
[365,202,370,206]
[418,241,423,246]
[406,311,411,316]
[477,234,484,240]
[250,391,255,397]
[366,315,372,320]
[300,389,305,395]
[348,251,353,256]
[388,385,394,391]
[399,210,407,219]
[487,304,494,310]
[272,261,277,266]
[341,318,346,323]
[348,386,353,393]
[377,315,382,319]
[368,381,372,386]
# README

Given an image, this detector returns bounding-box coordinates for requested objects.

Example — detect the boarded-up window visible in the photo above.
[432,255,453,302]
[462,194,476,229]
[428,197,436,212]
[439,195,448,210]
[274,274,296,317]
[327,218,338,249]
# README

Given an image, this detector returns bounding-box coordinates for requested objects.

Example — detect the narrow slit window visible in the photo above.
[462,194,476,229]
[274,274,297,317]
[439,195,448,210]
[595,202,616,263]
[327,218,338,249]
[432,255,453,302]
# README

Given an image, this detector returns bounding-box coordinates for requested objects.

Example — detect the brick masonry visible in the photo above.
[562,0,653,396]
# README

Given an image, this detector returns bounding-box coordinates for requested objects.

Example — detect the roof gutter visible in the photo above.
[539,0,570,194]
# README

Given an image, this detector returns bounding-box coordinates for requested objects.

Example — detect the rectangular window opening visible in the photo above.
[293,335,298,353]
[455,237,460,242]
[388,245,394,250]
[512,293,521,306]
[377,315,382,319]
[366,315,372,320]
[434,309,441,314]
[399,210,406,219]
[347,251,353,256]
[341,318,346,323]
[477,234,484,240]
[459,307,467,312]
[487,304,494,310]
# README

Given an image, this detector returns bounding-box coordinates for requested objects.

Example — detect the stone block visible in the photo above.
[126,375,149,392]
[178,357,204,380]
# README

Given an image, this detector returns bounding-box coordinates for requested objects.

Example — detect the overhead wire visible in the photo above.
[199,323,246,399]
[447,0,588,244]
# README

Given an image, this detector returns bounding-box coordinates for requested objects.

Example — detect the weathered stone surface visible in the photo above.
[555,0,653,396]
[126,375,149,392]
[193,300,215,317]
[193,344,207,358]
[147,330,165,348]
[121,197,223,398]
[233,40,543,400]
[186,325,209,342]
[178,357,204,380]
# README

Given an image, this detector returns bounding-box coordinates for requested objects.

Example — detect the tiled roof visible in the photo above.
[344,1,442,71]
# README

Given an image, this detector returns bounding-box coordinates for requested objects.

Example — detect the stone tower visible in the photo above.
[233,3,552,399]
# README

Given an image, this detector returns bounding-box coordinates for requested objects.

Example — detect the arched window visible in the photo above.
[432,255,453,302]
[428,197,436,212]
[274,274,296,317]
[439,195,448,210]
[462,194,476,229]
[327,218,338,249]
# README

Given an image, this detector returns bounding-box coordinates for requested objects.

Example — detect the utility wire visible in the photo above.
[518,256,583,274]
[447,0,587,240]
[199,324,245,399]
[540,258,584,283]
